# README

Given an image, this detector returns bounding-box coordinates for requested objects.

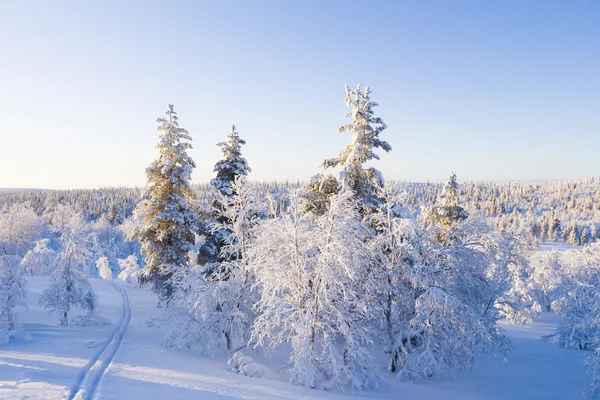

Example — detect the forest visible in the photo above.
[1,85,600,398]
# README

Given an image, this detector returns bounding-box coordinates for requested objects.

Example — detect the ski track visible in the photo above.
[66,283,131,400]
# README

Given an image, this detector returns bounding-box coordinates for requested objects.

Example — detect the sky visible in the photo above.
[0,0,599,189]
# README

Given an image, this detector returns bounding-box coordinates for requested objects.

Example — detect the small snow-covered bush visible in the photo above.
[96,256,113,280]
[227,351,269,378]
[72,314,111,326]
[117,255,141,284]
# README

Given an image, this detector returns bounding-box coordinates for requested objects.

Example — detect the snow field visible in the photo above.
[0,276,591,400]
[69,283,131,400]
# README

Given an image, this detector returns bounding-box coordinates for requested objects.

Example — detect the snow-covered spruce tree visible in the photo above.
[0,255,27,332]
[210,125,251,197]
[106,202,122,225]
[39,214,96,326]
[165,178,261,354]
[250,189,381,391]
[198,125,251,278]
[302,173,341,216]
[322,84,391,215]
[425,173,469,236]
[130,104,200,302]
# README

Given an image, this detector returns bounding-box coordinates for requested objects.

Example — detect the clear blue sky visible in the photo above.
[0,0,599,189]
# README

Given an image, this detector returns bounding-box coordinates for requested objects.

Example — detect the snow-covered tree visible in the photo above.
[549,244,600,350]
[165,178,261,354]
[210,125,251,197]
[96,256,113,280]
[540,243,600,398]
[491,229,536,325]
[367,186,418,374]
[568,224,581,245]
[302,174,341,217]
[549,210,562,242]
[106,202,122,225]
[0,203,43,257]
[0,255,27,332]
[528,251,564,312]
[117,255,141,284]
[322,84,391,214]
[20,238,55,276]
[198,126,251,277]
[425,173,469,236]
[39,214,96,326]
[585,351,600,400]
[131,104,200,302]
[375,208,510,381]
[250,189,381,391]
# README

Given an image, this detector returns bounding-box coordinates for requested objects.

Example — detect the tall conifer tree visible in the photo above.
[131,105,199,302]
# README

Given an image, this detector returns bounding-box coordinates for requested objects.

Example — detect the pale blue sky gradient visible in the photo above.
[0,1,599,189]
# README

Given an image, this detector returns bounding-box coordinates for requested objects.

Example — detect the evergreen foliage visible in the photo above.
[322,84,391,214]
[130,105,200,302]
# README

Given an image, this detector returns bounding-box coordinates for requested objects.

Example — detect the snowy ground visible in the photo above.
[0,277,589,400]
[535,241,578,255]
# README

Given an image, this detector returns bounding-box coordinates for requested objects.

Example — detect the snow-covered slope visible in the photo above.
[0,277,589,400]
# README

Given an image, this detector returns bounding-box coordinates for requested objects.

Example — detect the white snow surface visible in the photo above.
[0,277,589,400]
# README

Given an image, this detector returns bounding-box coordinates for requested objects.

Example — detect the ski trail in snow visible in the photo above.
[66,283,131,400]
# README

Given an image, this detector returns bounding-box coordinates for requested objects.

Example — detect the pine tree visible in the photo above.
[198,126,251,276]
[106,202,121,225]
[568,224,580,246]
[302,174,341,216]
[582,228,590,245]
[322,84,391,214]
[0,255,27,332]
[131,105,200,302]
[210,125,251,197]
[549,209,561,242]
[426,173,469,240]
[540,216,549,242]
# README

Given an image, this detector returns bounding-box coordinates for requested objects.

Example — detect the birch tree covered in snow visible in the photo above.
[533,244,600,399]
[165,178,261,354]
[131,104,200,302]
[369,181,512,380]
[250,189,381,391]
